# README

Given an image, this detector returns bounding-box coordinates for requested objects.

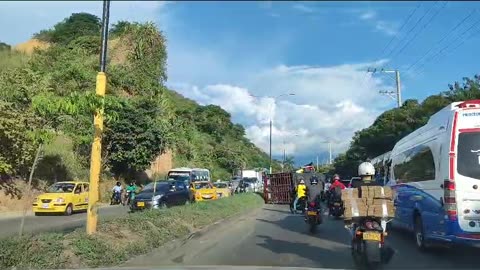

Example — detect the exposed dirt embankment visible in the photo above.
[13,39,50,54]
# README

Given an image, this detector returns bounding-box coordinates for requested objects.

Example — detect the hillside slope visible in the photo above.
[0,13,274,190]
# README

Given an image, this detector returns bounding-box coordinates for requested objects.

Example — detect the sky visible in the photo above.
[1,1,480,166]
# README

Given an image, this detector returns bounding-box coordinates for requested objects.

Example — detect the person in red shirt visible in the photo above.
[329,175,346,190]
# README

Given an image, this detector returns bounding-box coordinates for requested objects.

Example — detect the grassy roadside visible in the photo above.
[0,193,264,269]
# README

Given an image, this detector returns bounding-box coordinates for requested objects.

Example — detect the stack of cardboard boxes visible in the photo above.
[341,186,395,222]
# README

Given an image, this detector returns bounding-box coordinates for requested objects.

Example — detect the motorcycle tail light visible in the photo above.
[309,202,316,207]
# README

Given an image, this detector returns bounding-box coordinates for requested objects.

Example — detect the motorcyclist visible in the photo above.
[125,181,138,205]
[292,178,307,214]
[111,181,123,202]
[306,176,323,208]
[329,175,346,191]
[350,161,394,264]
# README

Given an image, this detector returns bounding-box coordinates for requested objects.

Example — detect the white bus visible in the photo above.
[388,100,480,250]
[167,167,211,184]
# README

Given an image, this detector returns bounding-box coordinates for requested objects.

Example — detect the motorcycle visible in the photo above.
[290,196,306,214]
[124,190,135,206]
[351,217,392,269]
[110,191,122,205]
[304,200,321,233]
[329,196,344,218]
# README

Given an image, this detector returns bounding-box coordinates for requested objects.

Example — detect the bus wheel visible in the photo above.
[414,215,429,252]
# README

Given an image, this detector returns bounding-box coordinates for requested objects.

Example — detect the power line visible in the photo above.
[384,2,438,60]
[405,9,476,72]
[389,1,447,64]
[415,24,480,76]
[412,15,480,74]
[380,2,422,57]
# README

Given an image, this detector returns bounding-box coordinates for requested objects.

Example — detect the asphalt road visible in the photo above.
[0,205,129,238]
[124,204,479,270]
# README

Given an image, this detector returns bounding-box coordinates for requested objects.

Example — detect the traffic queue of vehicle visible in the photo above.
[31,167,239,216]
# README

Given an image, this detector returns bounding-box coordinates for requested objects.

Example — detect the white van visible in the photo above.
[371,151,391,185]
[388,100,480,249]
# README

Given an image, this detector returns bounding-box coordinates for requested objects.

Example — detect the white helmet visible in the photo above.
[358,162,375,176]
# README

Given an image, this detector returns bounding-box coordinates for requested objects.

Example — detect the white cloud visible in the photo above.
[293,3,315,14]
[360,10,376,20]
[171,61,391,158]
[374,21,398,36]
[357,9,398,36]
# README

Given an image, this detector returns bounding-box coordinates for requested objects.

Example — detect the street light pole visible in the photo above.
[251,93,295,174]
[87,0,110,235]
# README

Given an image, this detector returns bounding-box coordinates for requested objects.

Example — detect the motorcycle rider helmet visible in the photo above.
[116,181,121,186]
[310,177,318,185]
[358,161,375,177]
[333,175,340,181]
[299,178,305,184]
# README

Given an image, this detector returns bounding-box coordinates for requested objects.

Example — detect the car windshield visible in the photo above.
[243,177,257,183]
[214,183,228,188]
[457,132,480,179]
[46,183,75,193]
[195,182,212,189]
[142,182,169,192]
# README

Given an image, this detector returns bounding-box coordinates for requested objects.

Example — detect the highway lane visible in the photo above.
[125,204,479,269]
[0,205,129,238]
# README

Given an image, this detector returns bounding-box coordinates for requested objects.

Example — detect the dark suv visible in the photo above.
[131,180,191,211]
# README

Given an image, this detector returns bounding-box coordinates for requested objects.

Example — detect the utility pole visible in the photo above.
[369,68,402,108]
[269,119,272,174]
[282,139,286,172]
[328,142,332,165]
[87,0,110,235]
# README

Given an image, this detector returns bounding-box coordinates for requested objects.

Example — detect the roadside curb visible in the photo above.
[0,203,111,220]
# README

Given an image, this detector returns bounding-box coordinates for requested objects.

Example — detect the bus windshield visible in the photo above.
[168,172,191,182]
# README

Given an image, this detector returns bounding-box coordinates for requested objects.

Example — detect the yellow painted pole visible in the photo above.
[86,73,106,234]
[87,0,110,235]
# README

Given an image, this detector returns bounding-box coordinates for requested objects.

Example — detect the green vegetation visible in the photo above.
[0,12,274,188]
[333,75,480,176]
[0,193,264,269]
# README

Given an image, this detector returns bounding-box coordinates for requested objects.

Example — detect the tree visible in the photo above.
[0,42,10,51]
[283,156,295,172]
[33,13,101,45]
[103,97,169,178]
[110,21,132,37]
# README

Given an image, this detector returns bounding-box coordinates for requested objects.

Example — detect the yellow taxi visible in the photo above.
[32,181,89,216]
[190,181,218,202]
[213,181,231,198]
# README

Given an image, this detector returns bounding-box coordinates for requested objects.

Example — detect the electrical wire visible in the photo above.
[384,1,438,60]
[389,1,447,65]
[404,9,476,72]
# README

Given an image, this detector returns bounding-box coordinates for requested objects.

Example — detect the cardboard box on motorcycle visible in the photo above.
[342,186,395,221]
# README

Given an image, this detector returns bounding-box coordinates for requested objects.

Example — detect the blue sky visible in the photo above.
[1,1,480,165]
